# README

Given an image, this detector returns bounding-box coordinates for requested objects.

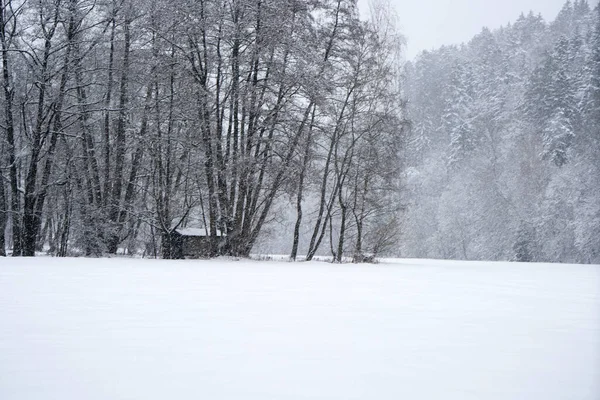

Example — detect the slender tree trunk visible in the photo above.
[0,175,6,256]
[57,183,72,257]
[290,184,303,261]
[290,109,317,261]
[107,15,131,253]
[306,137,337,261]
[103,16,117,208]
[336,196,347,263]
[352,172,369,261]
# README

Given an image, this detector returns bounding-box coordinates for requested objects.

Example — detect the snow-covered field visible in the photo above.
[1,257,599,400]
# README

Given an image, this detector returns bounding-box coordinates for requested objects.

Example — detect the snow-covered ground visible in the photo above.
[1,257,599,400]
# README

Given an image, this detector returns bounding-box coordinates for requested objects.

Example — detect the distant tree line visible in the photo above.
[0,0,405,259]
[401,0,600,263]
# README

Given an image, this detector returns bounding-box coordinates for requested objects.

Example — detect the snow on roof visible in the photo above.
[175,227,224,237]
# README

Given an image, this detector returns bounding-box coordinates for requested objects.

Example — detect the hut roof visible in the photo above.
[175,227,224,237]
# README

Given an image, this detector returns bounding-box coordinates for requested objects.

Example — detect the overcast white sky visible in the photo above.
[357,0,600,59]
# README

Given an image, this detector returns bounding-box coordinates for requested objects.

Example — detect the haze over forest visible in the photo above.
[400,0,600,264]
[1,0,599,263]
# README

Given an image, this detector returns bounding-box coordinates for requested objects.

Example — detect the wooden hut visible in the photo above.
[167,228,224,259]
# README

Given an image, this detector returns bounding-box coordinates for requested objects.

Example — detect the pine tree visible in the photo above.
[513,223,535,262]
[444,61,475,169]
[583,4,600,128]
[526,36,577,167]
[552,0,575,38]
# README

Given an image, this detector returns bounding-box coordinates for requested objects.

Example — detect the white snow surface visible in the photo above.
[1,257,599,400]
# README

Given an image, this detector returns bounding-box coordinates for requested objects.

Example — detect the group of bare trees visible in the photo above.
[0,0,405,259]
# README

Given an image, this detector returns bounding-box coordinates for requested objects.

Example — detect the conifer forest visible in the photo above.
[0,0,599,263]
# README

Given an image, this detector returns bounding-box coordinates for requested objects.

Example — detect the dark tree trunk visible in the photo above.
[336,202,347,263]
[107,15,132,254]
[0,176,6,256]
[103,16,117,208]
[290,110,317,261]
[57,184,72,258]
